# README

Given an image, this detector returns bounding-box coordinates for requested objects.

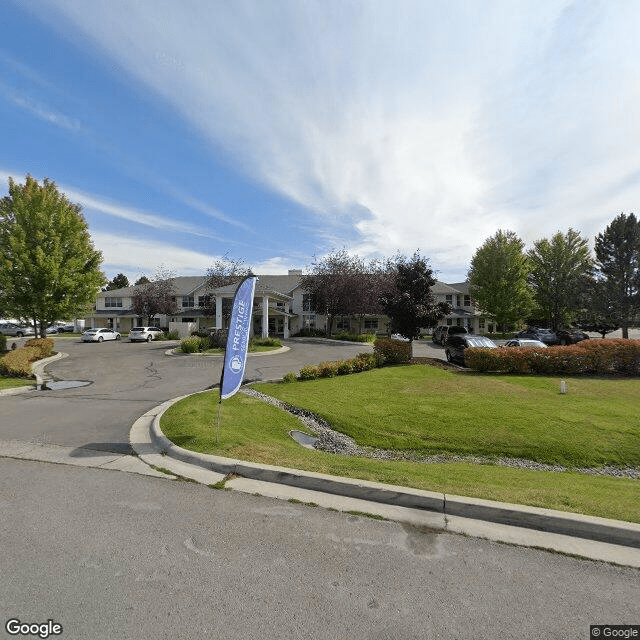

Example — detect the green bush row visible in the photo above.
[373,338,412,364]
[295,352,385,381]
[465,339,640,375]
[179,334,282,353]
[332,331,377,343]
[0,335,6,352]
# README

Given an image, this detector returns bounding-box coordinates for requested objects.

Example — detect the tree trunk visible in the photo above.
[622,325,629,339]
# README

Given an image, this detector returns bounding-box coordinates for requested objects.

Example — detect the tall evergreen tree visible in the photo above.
[106,273,130,290]
[0,175,105,336]
[467,230,531,331]
[527,229,593,331]
[594,212,640,339]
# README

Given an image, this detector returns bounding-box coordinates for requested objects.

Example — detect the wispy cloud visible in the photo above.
[0,81,83,132]
[32,1,640,278]
[93,232,216,276]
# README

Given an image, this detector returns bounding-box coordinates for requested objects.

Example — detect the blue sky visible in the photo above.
[2,1,639,284]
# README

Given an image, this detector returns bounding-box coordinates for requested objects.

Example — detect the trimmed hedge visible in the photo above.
[465,339,640,375]
[374,338,412,364]
[25,337,55,358]
[296,351,385,381]
[0,346,39,378]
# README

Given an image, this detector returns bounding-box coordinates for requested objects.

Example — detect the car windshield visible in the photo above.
[131,327,146,331]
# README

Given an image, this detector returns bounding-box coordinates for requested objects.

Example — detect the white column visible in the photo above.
[284,302,290,339]
[262,295,269,338]
[216,295,223,329]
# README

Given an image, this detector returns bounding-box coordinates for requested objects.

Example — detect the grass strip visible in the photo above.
[160,374,640,523]
[0,375,34,389]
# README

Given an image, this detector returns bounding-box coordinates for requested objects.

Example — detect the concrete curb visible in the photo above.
[141,389,640,552]
[32,351,68,388]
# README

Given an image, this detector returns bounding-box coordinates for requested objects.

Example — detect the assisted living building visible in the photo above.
[87,270,492,338]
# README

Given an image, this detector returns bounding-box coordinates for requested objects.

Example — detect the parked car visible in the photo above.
[503,338,547,348]
[445,334,498,366]
[556,328,589,346]
[45,325,60,334]
[82,328,121,342]
[432,325,468,346]
[514,327,559,345]
[129,326,163,342]
[0,322,35,337]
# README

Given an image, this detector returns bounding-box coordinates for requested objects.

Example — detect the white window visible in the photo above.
[464,295,471,307]
[104,297,122,308]
[182,296,194,308]
[445,294,453,304]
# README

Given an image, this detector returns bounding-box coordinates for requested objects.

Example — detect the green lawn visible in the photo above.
[0,375,34,390]
[160,364,640,523]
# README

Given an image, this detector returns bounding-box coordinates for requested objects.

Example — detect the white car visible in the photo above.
[129,326,163,342]
[503,339,547,348]
[82,328,121,342]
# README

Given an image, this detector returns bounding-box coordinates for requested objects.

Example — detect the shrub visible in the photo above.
[0,346,39,378]
[337,360,354,375]
[0,335,6,352]
[298,365,319,381]
[465,339,640,376]
[166,330,180,340]
[251,336,282,348]
[282,372,297,383]
[318,361,340,378]
[292,328,326,338]
[333,331,376,343]
[24,337,54,358]
[180,336,202,353]
[374,338,411,364]
[208,329,228,348]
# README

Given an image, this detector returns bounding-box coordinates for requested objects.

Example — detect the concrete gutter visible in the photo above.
[129,390,640,565]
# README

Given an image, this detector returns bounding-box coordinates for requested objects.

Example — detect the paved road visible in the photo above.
[1,457,638,640]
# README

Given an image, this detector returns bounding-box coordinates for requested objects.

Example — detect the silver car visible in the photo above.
[82,328,121,342]
[129,326,163,342]
[0,322,35,337]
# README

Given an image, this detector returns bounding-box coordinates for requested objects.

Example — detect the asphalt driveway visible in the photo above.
[0,336,377,452]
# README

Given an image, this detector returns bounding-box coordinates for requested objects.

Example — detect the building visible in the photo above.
[87,271,491,338]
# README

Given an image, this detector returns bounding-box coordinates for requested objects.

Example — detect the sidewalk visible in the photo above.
[128,390,640,569]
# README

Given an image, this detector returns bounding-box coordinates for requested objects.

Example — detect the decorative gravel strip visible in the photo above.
[241,387,640,480]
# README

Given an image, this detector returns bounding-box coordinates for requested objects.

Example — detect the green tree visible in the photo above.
[379,252,450,349]
[467,230,531,331]
[134,275,150,286]
[527,229,593,331]
[594,212,640,339]
[106,273,130,290]
[0,175,105,337]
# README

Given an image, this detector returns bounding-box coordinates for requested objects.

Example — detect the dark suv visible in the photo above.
[445,334,497,366]
[556,328,589,345]
[432,325,468,346]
